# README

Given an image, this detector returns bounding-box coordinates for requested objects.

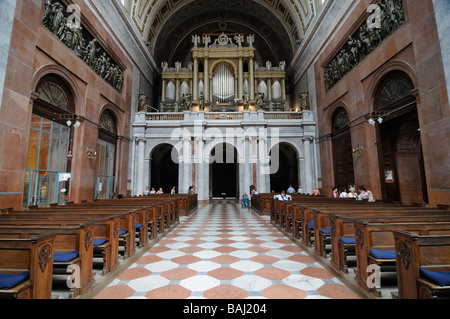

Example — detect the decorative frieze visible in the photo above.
[42,0,124,92]
[324,0,405,91]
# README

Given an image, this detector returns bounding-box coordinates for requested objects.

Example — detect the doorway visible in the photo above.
[210,143,238,198]
[150,144,179,194]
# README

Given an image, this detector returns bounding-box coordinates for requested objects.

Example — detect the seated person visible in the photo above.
[274,191,292,201]
[242,192,250,207]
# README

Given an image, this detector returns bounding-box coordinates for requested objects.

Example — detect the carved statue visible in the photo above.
[255,92,264,110]
[279,61,286,71]
[182,93,192,111]
[265,61,272,71]
[137,93,148,112]
[247,34,255,47]
[199,92,205,110]
[175,61,182,72]
[203,35,211,48]
[299,92,311,111]
[161,62,168,72]
[242,92,250,110]
[234,35,244,48]
[192,34,201,47]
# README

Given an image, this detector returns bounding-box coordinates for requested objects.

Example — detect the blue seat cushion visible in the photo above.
[340,237,355,245]
[321,228,331,235]
[136,223,143,229]
[281,211,286,215]
[119,230,127,236]
[0,272,30,290]
[54,250,79,263]
[370,248,396,260]
[420,267,450,287]
[297,218,302,221]
[307,221,314,227]
[94,239,107,247]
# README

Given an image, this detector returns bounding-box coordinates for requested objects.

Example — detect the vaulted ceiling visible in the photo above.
[127,0,321,68]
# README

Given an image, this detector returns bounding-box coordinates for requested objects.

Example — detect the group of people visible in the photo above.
[332,186,375,202]
[143,186,177,196]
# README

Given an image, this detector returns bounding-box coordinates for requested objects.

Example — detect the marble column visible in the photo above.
[196,137,206,201]
[303,136,313,194]
[175,79,180,102]
[182,137,191,194]
[249,58,255,100]
[204,58,209,102]
[257,136,269,193]
[238,57,244,99]
[193,57,198,101]
[135,137,147,196]
[162,79,166,102]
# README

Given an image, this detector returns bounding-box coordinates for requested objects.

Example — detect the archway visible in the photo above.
[269,143,299,193]
[210,143,238,199]
[374,71,427,204]
[331,108,354,193]
[24,74,75,207]
[150,144,179,194]
[95,110,118,200]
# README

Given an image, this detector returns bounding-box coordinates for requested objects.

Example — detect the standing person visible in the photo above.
[188,186,195,194]
[150,187,156,194]
[171,186,176,194]
[332,187,339,198]
[339,188,348,198]
[143,186,150,196]
[156,188,164,194]
[241,192,250,207]
[297,186,304,194]
[287,185,296,194]
[313,188,321,196]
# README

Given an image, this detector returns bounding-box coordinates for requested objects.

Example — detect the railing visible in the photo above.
[145,112,304,121]
[146,113,185,121]
[264,112,303,120]
[204,113,244,120]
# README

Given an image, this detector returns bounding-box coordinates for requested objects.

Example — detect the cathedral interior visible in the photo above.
[0,0,449,302]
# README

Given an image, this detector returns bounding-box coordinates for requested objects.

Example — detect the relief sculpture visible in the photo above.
[42,0,124,92]
[324,0,405,91]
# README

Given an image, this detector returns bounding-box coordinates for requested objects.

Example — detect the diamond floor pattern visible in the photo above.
[94,201,360,299]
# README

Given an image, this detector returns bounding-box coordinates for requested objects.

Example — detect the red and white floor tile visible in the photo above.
[94,202,360,299]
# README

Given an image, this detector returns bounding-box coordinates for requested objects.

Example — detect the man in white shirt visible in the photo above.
[274,191,292,201]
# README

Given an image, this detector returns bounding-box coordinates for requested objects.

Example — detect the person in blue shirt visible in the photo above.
[242,192,250,207]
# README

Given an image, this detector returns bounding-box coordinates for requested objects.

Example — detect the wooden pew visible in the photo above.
[352,219,450,297]
[329,213,450,274]
[394,230,450,299]
[8,208,137,259]
[312,208,450,258]
[0,213,122,275]
[0,232,55,299]
[0,222,96,299]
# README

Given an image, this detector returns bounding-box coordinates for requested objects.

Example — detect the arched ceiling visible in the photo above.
[129,0,319,69]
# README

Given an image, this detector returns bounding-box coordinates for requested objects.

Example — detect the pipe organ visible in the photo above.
[160,32,287,113]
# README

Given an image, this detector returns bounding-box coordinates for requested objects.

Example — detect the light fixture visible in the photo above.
[377,117,383,124]
[368,118,376,126]
[66,120,72,127]
[352,145,363,158]
[73,120,81,128]
[86,147,97,160]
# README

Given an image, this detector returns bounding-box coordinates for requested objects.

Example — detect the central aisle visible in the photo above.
[94,201,360,299]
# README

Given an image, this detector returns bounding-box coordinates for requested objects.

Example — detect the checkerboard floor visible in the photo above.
[94,201,361,299]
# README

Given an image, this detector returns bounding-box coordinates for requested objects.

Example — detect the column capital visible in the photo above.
[302,136,314,142]
[135,137,147,144]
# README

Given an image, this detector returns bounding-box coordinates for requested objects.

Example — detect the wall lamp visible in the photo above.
[56,113,82,128]
[366,110,390,126]
[352,145,363,158]
[86,147,97,160]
